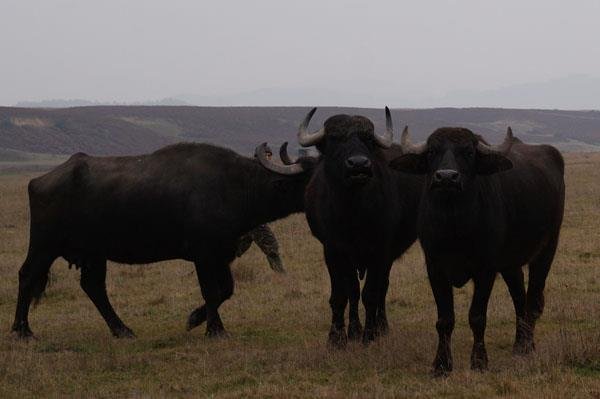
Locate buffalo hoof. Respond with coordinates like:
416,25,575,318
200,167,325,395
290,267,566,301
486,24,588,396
112,326,136,339
513,340,535,356
432,366,451,378
347,322,363,341
362,328,377,345
205,318,227,338
328,327,347,349
186,307,206,331
432,355,453,378
205,327,228,339
470,346,488,371
375,318,389,337
11,325,35,340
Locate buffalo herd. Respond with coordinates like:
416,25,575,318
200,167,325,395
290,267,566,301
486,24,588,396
11,108,565,375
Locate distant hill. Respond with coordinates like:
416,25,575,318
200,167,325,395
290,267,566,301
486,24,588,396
0,106,599,166
15,98,190,108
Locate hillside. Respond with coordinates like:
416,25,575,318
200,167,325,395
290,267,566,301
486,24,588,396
0,107,599,163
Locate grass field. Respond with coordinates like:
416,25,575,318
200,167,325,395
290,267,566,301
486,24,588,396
0,153,599,398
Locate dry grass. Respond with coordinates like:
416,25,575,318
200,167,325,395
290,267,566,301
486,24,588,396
0,153,599,398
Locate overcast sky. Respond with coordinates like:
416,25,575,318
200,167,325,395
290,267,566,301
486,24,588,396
2,0,600,107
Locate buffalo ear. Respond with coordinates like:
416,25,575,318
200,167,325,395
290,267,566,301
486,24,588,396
389,154,428,174
476,153,513,175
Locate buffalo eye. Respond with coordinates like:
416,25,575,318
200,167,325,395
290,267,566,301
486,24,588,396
462,147,475,159
364,136,376,149
427,148,437,160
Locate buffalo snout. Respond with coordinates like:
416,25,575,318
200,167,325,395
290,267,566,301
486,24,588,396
432,169,461,189
344,155,373,185
345,155,371,170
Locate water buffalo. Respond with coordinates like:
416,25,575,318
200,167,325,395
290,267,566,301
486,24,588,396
390,127,565,375
280,136,419,344
267,107,422,346
12,142,314,339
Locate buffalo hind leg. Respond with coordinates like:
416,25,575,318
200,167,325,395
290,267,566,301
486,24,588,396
469,271,496,371
428,264,455,377
80,259,134,338
525,235,559,352
187,264,234,334
347,271,362,341
12,249,56,339
501,268,530,354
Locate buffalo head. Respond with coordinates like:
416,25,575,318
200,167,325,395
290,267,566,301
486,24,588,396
390,127,514,193
297,107,393,187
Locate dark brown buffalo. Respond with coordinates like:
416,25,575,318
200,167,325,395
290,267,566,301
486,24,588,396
263,107,422,346
390,127,565,375
12,142,314,339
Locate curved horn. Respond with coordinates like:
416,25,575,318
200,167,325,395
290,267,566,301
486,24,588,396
400,125,427,154
256,143,305,175
298,107,325,147
373,106,393,148
477,126,514,154
279,142,295,165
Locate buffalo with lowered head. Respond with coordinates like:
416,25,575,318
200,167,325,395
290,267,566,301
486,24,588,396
12,142,315,339
390,127,565,375
265,107,422,347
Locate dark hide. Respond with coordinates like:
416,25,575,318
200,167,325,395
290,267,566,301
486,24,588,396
12,143,314,339
304,115,423,346
390,127,565,374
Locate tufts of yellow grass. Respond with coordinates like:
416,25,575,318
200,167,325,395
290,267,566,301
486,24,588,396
0,153,599,397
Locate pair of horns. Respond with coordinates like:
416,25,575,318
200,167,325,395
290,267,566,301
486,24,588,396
298,107,394,149
400,127,515,155
255,142,306,175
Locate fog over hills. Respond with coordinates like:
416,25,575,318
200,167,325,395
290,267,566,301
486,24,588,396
426,75,600,110
173,75,600,110
16,75,600,111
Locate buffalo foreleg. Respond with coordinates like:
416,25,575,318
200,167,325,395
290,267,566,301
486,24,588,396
361,266,385,344
428,263,455,377
187,264,234,333
194,261,233,337
186,306,207,331
468,271,496,371
347,271,363,341
80,259,134,338
375,264,392,336
324,248,349,348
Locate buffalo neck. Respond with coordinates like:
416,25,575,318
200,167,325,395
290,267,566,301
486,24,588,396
325,161,394,226
243,162,308,230
419,179,482,243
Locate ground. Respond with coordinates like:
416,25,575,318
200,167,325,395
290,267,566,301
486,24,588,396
0,153,599,398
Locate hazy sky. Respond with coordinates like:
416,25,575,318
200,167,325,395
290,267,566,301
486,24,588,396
2,0,600,107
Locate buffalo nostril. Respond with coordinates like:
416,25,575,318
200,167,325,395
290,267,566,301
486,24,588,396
346,156,371,169
434,169,460,184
